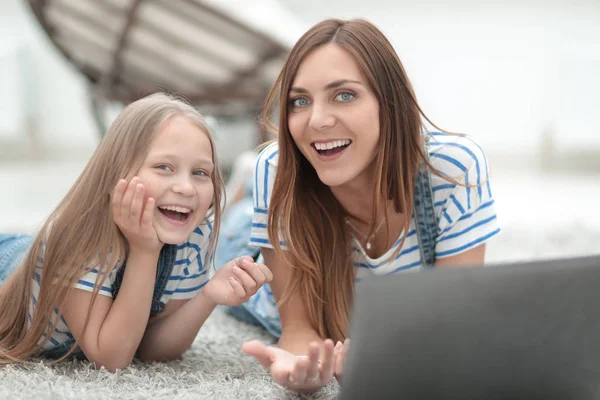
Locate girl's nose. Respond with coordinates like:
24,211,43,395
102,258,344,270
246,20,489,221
172,179,195,196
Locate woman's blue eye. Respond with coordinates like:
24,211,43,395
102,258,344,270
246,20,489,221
291,97,310,108
335,92,355,102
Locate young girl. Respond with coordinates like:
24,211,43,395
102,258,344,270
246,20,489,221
216,18,500,392
0,93,272,371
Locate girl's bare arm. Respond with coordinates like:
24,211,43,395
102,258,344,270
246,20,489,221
136,257,272,361
61,177,163,371
62,248,159,371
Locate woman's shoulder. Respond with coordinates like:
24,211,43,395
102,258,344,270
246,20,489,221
427,131,489,177
255,141,280,170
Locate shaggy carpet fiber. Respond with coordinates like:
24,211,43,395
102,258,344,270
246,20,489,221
0,307,340,400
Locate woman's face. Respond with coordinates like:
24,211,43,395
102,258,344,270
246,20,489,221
287,43,380,189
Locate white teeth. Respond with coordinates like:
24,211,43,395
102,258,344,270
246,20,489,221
314,139,351,151
159,205,191,213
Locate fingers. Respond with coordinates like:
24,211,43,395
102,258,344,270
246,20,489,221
319,339,335,382
304,342,321,382
141,197,155,230
256,262,274,282
230,257,273,298
334,340,343,358
334,339,351,382
334,340,343,379
120,178,138,221
113,177,147,225
109,177,162,251
241,340,275,369
232,260,258,293
229,276,247,298
235,257,273,286
289,340,334,388
129,182,145,224
289,354,310,385
111,179,128,221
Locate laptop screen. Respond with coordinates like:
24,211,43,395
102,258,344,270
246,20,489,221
340,256,600,400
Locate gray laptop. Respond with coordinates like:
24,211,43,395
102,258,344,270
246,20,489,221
340,256,600,400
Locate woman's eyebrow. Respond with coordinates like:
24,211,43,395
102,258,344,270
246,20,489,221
290,79,363,94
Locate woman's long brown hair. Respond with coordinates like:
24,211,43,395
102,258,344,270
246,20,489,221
262,19,452,342
0,93,224,363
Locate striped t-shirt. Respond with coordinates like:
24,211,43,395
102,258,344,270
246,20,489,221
245,132,500,326
30,222,214,351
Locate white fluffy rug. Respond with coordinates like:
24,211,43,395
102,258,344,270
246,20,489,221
0,307,340,400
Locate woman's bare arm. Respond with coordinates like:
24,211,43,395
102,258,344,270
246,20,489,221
435,244,486,268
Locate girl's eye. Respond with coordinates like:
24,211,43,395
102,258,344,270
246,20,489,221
157,165,173,172
289,97,310,108
193,170,209,177
335,91,355,102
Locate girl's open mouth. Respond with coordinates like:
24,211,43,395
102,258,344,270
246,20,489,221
158,205,193,224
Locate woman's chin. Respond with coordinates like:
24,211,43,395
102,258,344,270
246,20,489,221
316,170,353,188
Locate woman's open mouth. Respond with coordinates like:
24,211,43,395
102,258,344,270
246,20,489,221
312,139,352,157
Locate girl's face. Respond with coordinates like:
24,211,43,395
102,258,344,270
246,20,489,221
136,116,215,245
287,43,380,189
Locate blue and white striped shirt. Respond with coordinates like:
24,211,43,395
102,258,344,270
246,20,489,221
245,132,500,324
30,222,213,351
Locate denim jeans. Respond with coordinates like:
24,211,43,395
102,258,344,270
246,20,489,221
0,234,34,284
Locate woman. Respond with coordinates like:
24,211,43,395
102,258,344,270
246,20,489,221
218,18,500,393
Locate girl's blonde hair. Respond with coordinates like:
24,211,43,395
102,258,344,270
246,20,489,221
262,19,453,342
0,93,224,363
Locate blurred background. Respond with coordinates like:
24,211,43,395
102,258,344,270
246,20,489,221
1,0,599,264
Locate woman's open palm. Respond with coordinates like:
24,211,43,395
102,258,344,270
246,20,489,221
242,339,349,393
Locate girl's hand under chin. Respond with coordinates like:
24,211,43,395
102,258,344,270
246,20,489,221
111,177,163,253
202,256,273,307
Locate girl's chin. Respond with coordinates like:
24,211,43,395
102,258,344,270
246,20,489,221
156,229,193,245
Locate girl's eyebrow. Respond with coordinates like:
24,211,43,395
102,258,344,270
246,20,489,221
290,79,363,94
149,153,213,166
